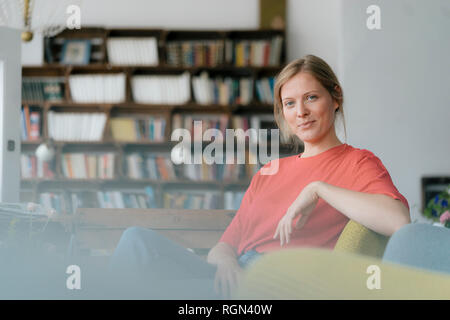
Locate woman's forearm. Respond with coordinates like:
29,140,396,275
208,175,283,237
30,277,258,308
313,181,411,236
207,242,239,266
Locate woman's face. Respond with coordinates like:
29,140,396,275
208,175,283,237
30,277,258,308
281,72,338,144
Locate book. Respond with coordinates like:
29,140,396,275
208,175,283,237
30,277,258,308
131,72,191,104
192,72,254,105
47,112,106,141
69,74,126,103
23,105,31,140
29,112,41,140
110,118,137,141
61,153,115,179
107,37,159,66
166,40,224,67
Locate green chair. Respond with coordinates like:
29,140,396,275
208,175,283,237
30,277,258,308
235,220,450,299
333,220,389,258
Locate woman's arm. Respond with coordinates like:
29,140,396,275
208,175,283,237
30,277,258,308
313,181,410,236
274,181,411,246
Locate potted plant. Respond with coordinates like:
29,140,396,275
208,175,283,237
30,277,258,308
423,185,450,228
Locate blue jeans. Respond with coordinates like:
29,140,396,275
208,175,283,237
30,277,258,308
107,226,263,299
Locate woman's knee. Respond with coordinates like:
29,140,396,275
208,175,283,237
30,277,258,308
119,226,159,246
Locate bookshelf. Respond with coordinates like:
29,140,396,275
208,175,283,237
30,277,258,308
21,27,301,213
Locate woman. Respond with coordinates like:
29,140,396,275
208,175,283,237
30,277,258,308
107,54,410,299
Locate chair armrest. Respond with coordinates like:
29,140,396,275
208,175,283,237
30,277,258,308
334,220,389,258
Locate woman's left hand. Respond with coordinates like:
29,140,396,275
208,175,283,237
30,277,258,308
273,181,321,246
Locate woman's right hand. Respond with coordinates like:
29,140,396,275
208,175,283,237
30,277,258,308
214,258,244,299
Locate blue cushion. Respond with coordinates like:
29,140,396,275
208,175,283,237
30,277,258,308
382,223,450,275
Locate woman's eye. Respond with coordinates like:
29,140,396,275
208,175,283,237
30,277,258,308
284,101,294,107
306,95,317,101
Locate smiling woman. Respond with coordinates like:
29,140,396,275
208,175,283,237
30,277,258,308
274,55,346,157
217,54,410,259
108,54,411,300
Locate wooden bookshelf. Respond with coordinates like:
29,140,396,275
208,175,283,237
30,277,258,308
21,27,301,213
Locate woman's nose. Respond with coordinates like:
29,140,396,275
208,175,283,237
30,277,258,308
296,102,309,117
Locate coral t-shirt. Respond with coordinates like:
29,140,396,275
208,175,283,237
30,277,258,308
219,143,409,256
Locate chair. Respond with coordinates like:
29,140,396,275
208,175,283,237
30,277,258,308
235,222,450,299
333,219,389,258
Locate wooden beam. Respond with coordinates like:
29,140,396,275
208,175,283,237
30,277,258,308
75,208,235,230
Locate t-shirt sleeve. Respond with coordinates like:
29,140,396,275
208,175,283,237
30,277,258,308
352,150,409,211
218,167,261,250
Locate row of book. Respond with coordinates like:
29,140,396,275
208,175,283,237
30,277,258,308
66,73,273,105
125,153,177,181
192,72,253,105
110,116,167,142
182,162,259,182
45,35,283,68
61,153,115,179
96,187,157,209
21,106,41,141
47,111,107,141
224,190,245,210
255,77,275,104
20,154,55,179
22,77,65,102
20,150,260,182
29,110,275,143
225,36,283,67
40,192,66,213
124,152,259,181
172,113,230,141
107,38,159,66
37,187,245,212
172,113,277,141
39,186,157,213
69,74,126,103
131,72,191,104
231,114,279,142
163,190,221,210
166,41,225,67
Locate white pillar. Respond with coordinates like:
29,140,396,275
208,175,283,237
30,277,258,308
0,27,21,202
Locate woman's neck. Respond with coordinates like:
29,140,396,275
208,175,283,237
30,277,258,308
301,134,343,158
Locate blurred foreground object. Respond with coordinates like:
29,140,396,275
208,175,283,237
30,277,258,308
236,224,450,299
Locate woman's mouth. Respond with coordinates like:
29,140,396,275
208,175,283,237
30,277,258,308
298,121,315,129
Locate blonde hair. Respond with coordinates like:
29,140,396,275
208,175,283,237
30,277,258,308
273,55,347,150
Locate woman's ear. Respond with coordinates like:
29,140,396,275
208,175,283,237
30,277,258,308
333,99,339,112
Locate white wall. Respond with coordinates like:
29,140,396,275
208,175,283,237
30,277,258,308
339,0,450,222
286,0,340,74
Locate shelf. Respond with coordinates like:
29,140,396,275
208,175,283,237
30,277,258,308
20,139,299,152
20,27,288,209
21,101,274,112
21,140,43,145
20,177,251,188
26,64,284,73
